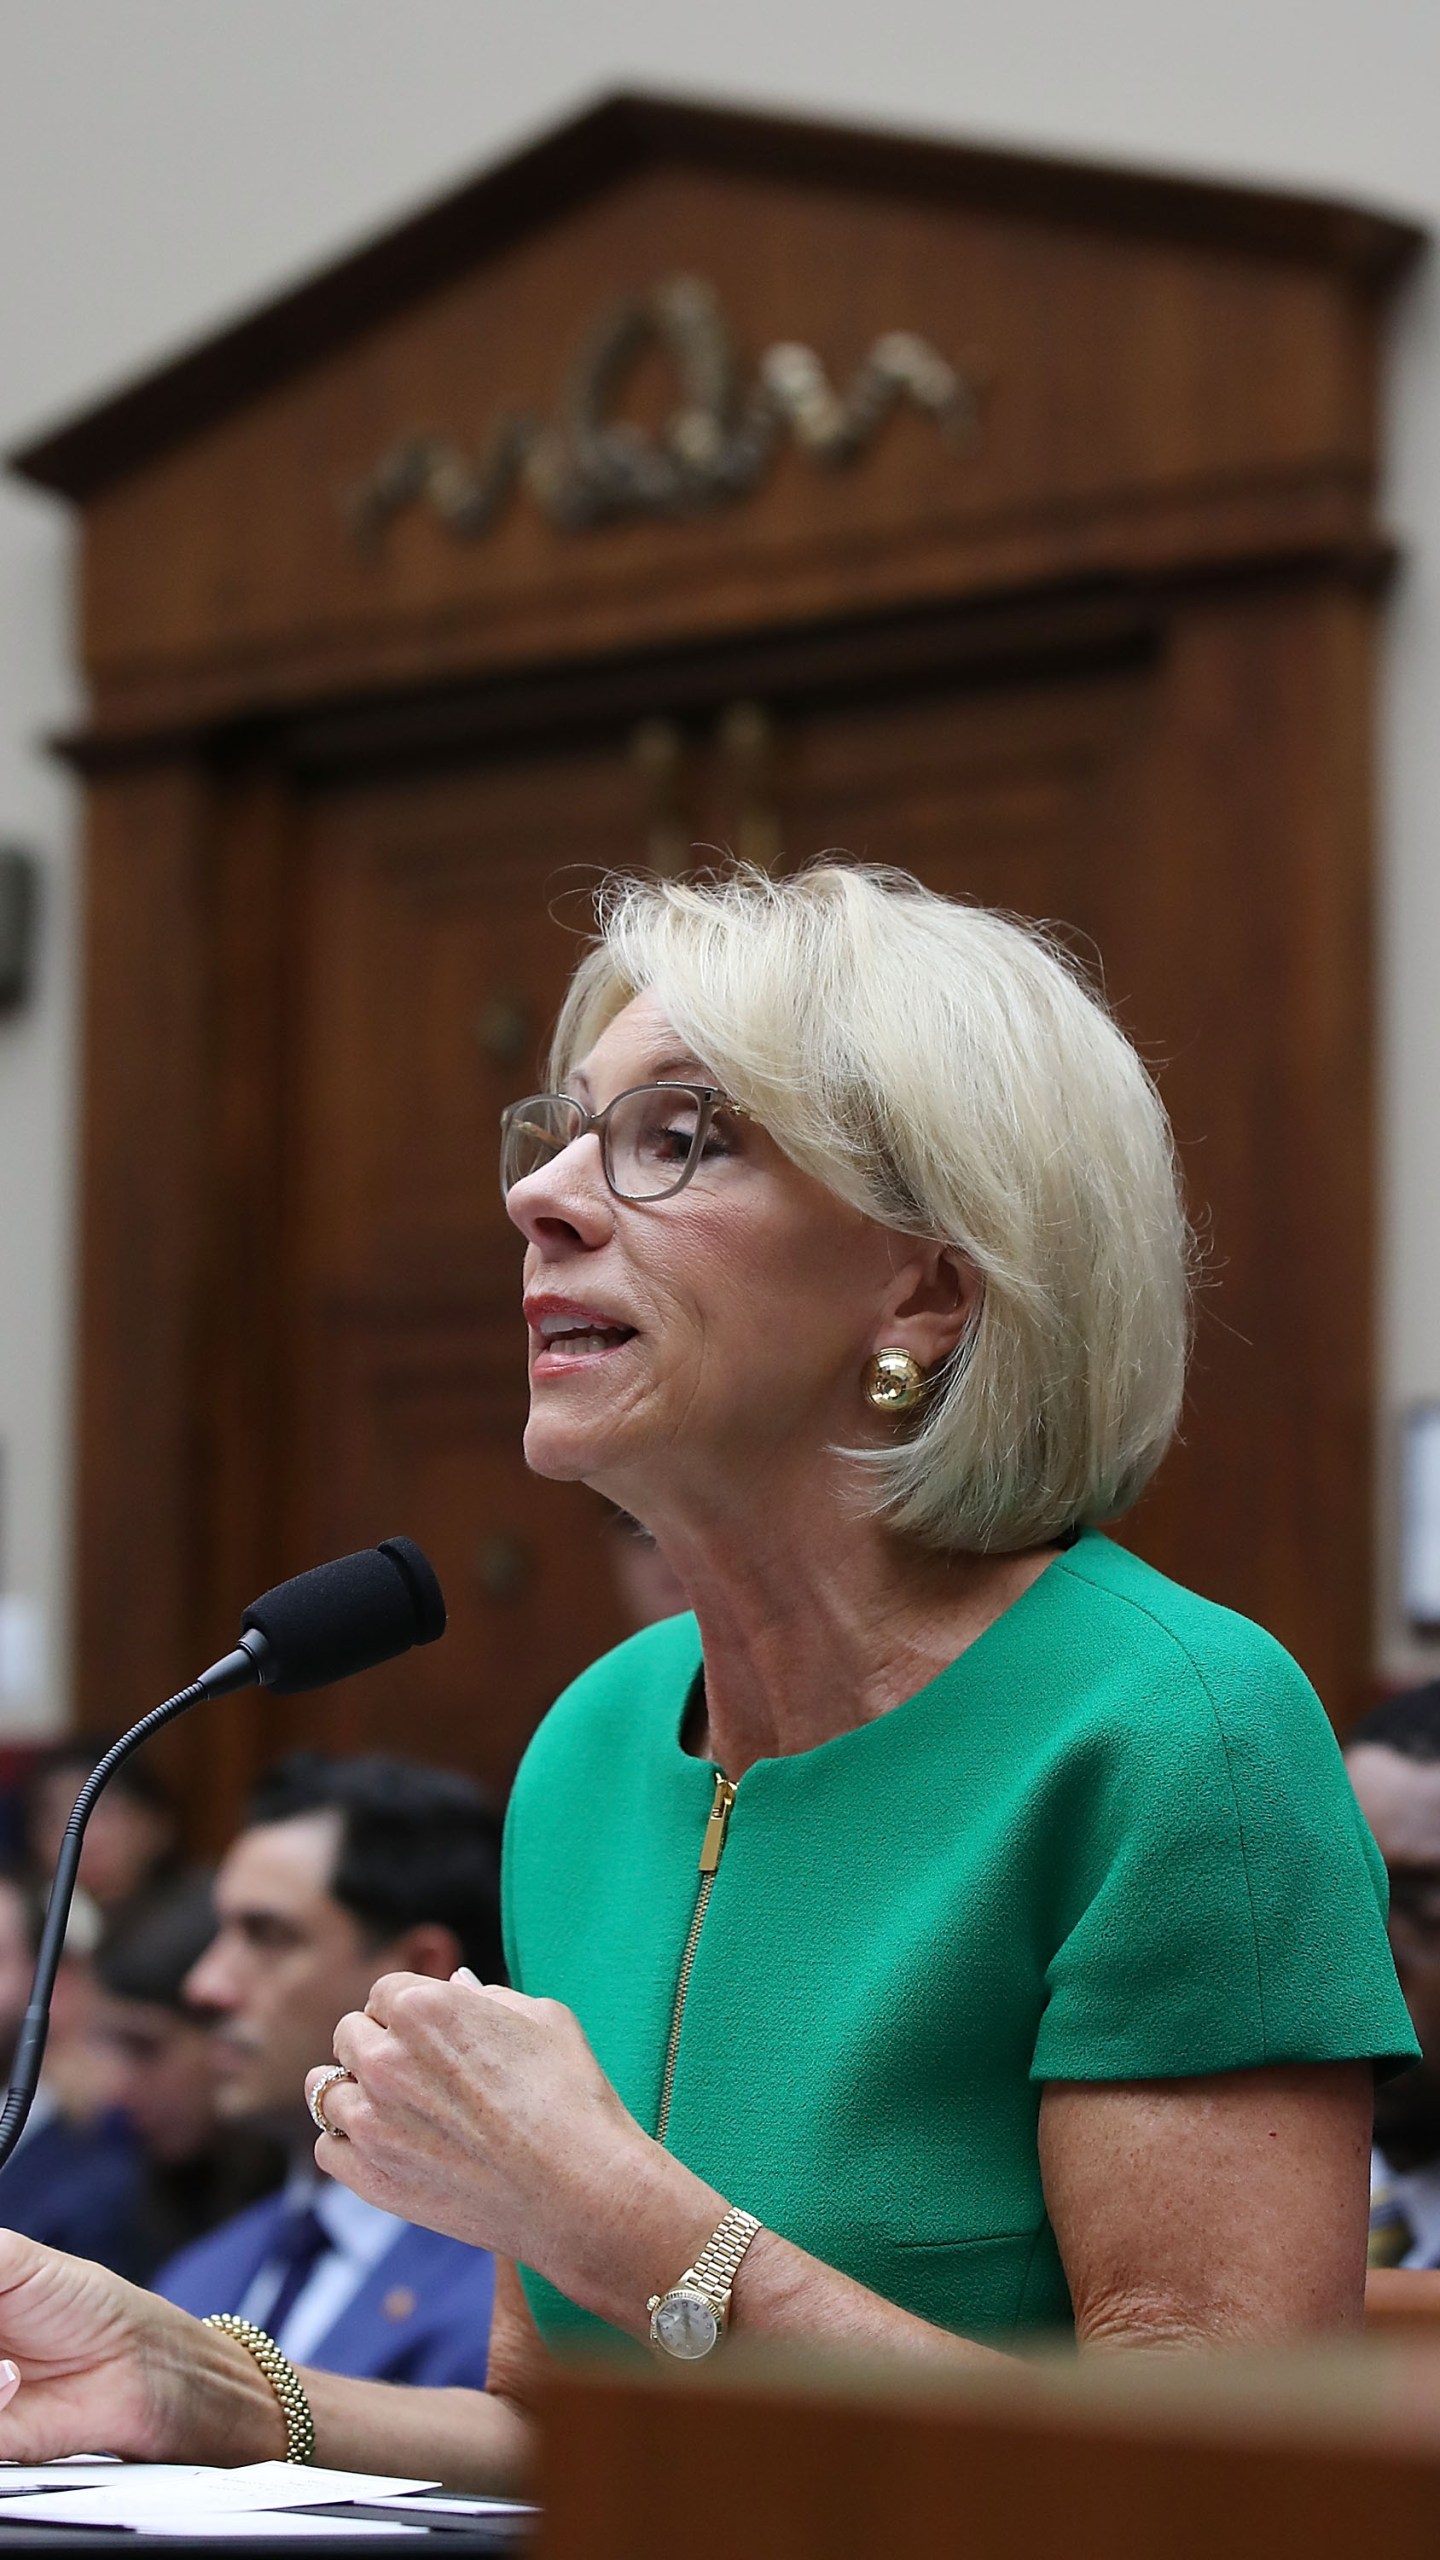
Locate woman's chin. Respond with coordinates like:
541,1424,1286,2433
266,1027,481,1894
523,1412,630,1485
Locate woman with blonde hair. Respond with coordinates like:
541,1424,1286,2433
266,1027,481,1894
0,864,1414,2483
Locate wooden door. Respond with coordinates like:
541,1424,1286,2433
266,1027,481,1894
269,743,643,1795
261,574,1368,1800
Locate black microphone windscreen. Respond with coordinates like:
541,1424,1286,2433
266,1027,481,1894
374,1536,446,1646
240,1539,447,1694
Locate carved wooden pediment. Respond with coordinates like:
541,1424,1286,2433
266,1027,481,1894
8,93,1424,1816
7,92,1420,740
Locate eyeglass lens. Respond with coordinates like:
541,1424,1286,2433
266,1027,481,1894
500,1096,585,1193
606,1086,711,1198
501,1086,714,1202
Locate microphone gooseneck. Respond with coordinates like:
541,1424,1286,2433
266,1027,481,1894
0,1537,446,2173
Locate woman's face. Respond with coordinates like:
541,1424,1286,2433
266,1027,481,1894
506,992,917,1517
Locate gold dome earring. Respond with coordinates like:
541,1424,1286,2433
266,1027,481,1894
862,1349,925,1415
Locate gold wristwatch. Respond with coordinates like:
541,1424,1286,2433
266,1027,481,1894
647,2207,761,2360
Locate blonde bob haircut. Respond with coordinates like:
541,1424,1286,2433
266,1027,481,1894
549,864,1192,1554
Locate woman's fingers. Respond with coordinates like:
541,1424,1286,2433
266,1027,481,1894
296,1971,650,2282
0,2361,18,2411
309,1989,458,2170
304,2059,347,2112
360,1969,522,2031
304,2060,362,2146
358,1970,426,2029
332,2005,405,2090
460,1983,539,2017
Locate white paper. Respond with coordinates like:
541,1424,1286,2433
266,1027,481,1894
198,2464,442,2505
0,2452,121,2468
138,2521,423,2540
365,2493,538,2518
0,2455,128,2490
0,2459,441,2528
0,2463,222,2509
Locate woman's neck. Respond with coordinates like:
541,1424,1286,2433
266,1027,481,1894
640,1476,1060,1778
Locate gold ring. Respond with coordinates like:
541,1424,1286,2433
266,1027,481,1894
307,2062,356,2139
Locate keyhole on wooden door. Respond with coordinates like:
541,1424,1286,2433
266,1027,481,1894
473,992,534,1070
475,1533,532,1603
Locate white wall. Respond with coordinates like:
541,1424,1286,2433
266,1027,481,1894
2,0,1438,1724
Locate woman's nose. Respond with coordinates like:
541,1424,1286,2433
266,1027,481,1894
505,1133,614,1250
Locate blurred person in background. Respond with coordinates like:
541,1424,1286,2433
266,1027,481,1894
1346,1686,1440,2266
25,1739,178,1928
153,1753,503,2387
0,1861,144,2274
91,1873,284,2278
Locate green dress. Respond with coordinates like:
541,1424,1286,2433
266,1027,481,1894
502,1530,1415,2348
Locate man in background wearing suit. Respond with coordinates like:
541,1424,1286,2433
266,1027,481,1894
0,1862,143,2276
154,1752,502,2387
1346,1687,1440,2267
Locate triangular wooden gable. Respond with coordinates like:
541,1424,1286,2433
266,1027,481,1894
9,90,1421,743
5,93,1425,1819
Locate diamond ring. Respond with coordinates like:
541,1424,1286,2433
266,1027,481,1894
307,2062,356,2139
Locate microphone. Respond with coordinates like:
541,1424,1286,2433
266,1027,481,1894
0,1537,445,2172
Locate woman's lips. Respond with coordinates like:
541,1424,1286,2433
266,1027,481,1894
530,1320,637,1376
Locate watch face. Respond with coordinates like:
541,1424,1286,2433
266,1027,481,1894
650,2287,721,2360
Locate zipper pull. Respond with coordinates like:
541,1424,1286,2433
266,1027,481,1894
698,1774,736,1875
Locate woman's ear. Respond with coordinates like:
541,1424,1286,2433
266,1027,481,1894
875,1245,981,1373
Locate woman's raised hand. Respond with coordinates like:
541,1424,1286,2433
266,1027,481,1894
309,1973,724,2334
0,2231,284,2465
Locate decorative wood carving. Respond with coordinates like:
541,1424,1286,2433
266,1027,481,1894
348,274,982,548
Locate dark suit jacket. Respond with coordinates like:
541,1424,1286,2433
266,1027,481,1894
0,2107,146,2278
155,2192,495,2387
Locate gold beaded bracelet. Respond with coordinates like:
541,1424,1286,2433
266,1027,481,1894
202,2313,316,2465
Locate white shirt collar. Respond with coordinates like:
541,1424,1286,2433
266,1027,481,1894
281,2162,406,2274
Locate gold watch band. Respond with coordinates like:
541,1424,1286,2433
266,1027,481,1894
684,2205,762,2304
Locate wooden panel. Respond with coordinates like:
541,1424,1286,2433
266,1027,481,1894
13,92,1418,505
73,763,218,1722
260,1313,627,1793
72,760,315,1847
536,2348,1440,2560
76,158,1386,732
1368,2271,1440,2330
268,747,650,1793
282,761,637,1297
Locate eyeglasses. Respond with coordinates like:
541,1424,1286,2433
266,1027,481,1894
499,1082,743,1204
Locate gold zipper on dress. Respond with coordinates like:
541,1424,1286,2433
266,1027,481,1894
655,1771,735,2147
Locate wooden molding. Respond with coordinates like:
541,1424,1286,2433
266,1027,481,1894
7,89,1424,506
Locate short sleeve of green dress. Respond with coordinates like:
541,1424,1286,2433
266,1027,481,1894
502,1532,1415,2352
1028,1537,1406,2081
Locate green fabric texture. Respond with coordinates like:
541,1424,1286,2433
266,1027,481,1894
502,1531,1415,2350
